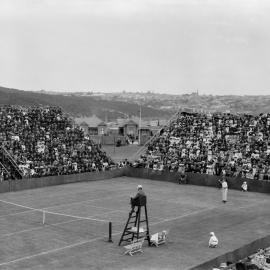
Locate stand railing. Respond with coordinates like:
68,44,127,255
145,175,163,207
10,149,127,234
0,146,23,179
131,109,181,161
0,161,9,173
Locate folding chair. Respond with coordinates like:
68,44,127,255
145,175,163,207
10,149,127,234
150,230,168,247
123,237,145,256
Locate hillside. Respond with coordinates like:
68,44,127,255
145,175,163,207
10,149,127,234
98,92,270,115
0,86,171,121
1,86,270,119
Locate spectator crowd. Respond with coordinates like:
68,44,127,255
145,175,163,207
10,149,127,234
212,247,270,270
1,107,270,182
137,112,270,181
0,105,115,180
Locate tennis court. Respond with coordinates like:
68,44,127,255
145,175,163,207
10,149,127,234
0,176,269,270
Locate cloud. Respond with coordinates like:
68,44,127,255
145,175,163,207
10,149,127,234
0,0,204,18
1,0,270,94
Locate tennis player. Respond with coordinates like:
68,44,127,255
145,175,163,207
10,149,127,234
221,177,228,203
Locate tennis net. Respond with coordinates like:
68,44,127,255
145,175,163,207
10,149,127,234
0,199,114,239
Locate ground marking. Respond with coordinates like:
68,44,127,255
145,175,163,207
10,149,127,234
0,192,128,219
152,198,270,224
0,231,122,267
151,206,217,225
0,193,165,238
1,218,79,238
0,209,37,219
0,209,121,238
0,195,269,266
0,199,37,211
43,193,128,210
0,206,217,266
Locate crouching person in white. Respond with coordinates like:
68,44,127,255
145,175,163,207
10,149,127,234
209,232,218,248
241,181,248,192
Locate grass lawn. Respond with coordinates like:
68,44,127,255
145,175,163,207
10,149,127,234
0,176,269,269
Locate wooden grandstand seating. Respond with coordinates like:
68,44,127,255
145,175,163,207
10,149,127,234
123,238,145,256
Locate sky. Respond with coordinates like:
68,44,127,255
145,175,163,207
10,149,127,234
0,0,269,95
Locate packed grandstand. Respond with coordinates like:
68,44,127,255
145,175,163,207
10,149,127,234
1,106,270,182
0,105,115,180
137,111,270,181
212,247,270,270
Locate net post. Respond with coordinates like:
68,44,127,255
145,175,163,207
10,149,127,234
108,222,113,243
42,210,45,225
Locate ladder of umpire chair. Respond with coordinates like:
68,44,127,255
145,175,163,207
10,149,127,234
118,198,150,246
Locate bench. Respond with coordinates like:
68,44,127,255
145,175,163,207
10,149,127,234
123,238,145,256
150,231,168,247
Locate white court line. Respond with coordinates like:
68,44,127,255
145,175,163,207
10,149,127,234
0,192,163,221
0,231,123,267
80,204,127,213
1,209,122,238
84,203,165,221
0,193,128,220
151,198,270,225
0,199,267,267
43,193,128,210
0,193,127,212
0,209,37,219
0,207,217,267
0,198,110,224
44,195,166,222
0,195,154,219
0,196,162,238
42,209,108,222
0,181,150,218
0,199,37,211
0,207,215,267
1,196,268,266
1,218,78,238
150,206,217,225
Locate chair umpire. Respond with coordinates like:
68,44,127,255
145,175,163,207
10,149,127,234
130,185,146,209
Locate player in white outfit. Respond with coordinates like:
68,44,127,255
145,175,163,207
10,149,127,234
221,178,228,203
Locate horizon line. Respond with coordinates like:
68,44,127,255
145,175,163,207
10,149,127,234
1,85,270,97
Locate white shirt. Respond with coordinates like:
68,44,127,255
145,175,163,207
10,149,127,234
209,235,218,247
241,183,248,191
222,181,228,189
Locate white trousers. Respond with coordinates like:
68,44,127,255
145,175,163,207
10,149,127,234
222,188,228,201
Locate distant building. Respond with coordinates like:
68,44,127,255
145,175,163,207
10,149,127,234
86,117,165,145
151,126,162,136
107,127,119,135
97,122,108,135
88,126,98,135
150,120,159,127
122,119,138,137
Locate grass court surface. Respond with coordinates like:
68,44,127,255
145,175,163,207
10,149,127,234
0,176,269,270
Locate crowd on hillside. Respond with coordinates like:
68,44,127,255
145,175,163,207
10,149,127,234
138,112,270,181
0,105,114,180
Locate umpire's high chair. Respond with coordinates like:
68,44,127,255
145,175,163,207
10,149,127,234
118,195,150,246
